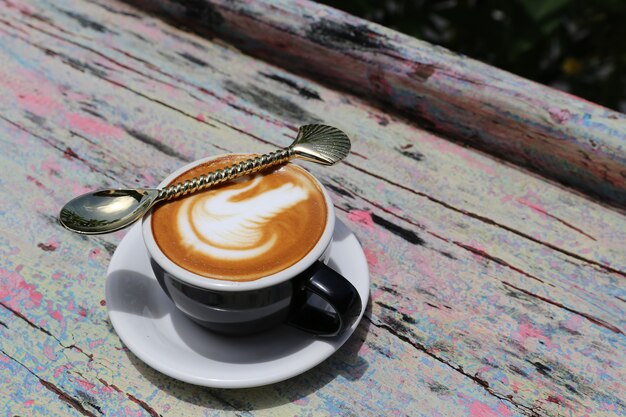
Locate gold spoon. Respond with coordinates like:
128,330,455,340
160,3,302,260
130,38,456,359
59,124,350,234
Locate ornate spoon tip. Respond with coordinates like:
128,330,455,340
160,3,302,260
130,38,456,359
291,124,351,166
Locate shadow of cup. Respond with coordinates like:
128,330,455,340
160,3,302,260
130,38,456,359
118,296,372,410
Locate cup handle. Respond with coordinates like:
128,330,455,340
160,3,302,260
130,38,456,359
287,261,362,337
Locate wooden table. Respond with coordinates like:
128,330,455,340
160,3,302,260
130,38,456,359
1,1,624,416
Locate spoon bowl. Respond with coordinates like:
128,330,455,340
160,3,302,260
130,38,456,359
59,189,160,234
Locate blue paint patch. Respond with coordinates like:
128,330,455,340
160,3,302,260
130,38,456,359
420,357,433,368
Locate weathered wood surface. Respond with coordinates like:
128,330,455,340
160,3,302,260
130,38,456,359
130,0,626,207
0,0,624,416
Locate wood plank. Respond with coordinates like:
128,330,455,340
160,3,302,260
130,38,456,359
130,0,626,207
0,0,623,416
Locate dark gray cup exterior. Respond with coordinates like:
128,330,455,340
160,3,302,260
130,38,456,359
150,258,293,335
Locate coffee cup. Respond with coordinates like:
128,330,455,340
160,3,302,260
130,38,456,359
142,154,362,337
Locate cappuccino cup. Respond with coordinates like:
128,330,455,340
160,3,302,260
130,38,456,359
142,154,361,336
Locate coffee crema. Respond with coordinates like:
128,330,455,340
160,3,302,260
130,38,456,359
151,155,328,281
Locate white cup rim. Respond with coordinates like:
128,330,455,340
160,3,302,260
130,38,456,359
142,154,335,292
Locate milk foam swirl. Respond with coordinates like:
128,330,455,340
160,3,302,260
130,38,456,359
177,175,310,260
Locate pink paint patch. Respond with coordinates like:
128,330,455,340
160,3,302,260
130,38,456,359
101,386,114,394
548,108,572,124
89,248,101,259
500,194,514,203
562,315,583,333
511,381,520,394
397,306,415,317
477,365,491,374
123,406,144,417
40,155,63,176
89,339,105,349
514,322,556,349
469,401,499,417
364,248,379,267
47,302,64,324
196,113,206,122
0,267,43,310
66,113,124,138
517,198,548,218
135,23,167,42
24,400,34,407
43,344,56,360
54,364,73,378
71,182,92,196
140,172,156,185
17,94,62,117
5,0,36,15
497,403,512,416
76,378,96,392
601,403,617,411
347,210,375,231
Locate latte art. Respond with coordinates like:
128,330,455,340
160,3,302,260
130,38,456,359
151,155,328,281
178,176,309,260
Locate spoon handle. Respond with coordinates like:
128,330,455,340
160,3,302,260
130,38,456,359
157,124,351,201
158,148,293,200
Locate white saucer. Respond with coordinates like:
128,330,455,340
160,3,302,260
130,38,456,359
105,220,369,388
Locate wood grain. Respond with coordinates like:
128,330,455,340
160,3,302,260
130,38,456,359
129,0,626,207
0,0,624,416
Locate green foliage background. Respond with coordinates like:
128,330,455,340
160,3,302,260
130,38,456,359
317,0,626,112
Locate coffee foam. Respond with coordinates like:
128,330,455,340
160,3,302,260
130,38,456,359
178,176,310,260
151,155,327,281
